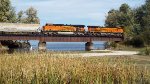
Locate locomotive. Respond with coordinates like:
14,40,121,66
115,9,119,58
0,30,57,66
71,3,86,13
0,23,124,37
87,26,123,36
42,23,85,35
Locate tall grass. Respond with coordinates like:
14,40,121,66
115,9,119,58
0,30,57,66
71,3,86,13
0,52,150,84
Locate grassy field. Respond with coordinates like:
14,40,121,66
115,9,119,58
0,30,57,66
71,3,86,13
0,52,150,84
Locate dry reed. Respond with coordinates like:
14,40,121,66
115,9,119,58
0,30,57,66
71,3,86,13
0,52,150,84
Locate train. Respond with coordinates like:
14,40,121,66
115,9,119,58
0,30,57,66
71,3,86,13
0,23,124,37
42,23,124,36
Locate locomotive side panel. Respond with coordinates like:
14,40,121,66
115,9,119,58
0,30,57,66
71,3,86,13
87,26,124,36
88,26,123,33
88,27,109,33
116,28,124,33
43,25,76,32
42,24,85,35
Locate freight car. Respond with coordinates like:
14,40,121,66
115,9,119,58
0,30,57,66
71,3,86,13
0,23,40,35
42,23,85,35
87,26,124,36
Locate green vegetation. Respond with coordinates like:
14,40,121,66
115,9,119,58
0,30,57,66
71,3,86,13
0,52,150,84
0,0,40,23
105,0,150,47
139,47,150,56
0,0,16,22
17,7,40,24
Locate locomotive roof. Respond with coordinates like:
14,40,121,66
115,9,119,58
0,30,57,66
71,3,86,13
46,24,64,26
87,26,122,28
87,26,102,28
46,23,85,27
69,25,85,27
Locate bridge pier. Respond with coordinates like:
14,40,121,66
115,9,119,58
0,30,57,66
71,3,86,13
85,42,93,51
38,41,46,51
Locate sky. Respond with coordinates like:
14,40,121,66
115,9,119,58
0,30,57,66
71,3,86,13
11,0,145,26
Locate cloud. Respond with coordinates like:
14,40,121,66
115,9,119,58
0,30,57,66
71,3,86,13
11,0,145,26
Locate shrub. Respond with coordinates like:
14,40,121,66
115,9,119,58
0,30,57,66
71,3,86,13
141,30,150,46
131,36,144,48
109,42,117,49
139,47,150,56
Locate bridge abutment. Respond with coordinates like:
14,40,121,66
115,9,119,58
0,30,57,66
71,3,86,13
38,41,46,51
85,42,93,51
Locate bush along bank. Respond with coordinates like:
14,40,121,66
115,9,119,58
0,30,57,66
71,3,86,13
0,40,31,53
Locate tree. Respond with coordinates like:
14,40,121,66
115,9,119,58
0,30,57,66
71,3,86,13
142,0,150,31
119,3,131,14
0,0,16,22
132,0,150,46
25,7,40,24
142,30,150,45
16,8,40,24
119,4,135,37
105,9,119,27
17,10,24,23
105,1,150,46
105,3,134,38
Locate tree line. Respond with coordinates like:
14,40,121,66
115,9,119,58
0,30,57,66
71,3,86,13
105,0,150,47
0,0,40,24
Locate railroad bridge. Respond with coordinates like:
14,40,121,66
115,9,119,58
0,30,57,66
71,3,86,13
0,35,124,51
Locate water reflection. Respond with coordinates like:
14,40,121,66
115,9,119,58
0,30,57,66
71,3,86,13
30,41,105,51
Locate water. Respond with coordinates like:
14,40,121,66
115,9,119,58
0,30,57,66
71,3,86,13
30,41,105,51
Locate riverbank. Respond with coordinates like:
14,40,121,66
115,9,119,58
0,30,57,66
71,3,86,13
33,50,139,57
0,44,9,53
81,50,138,57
